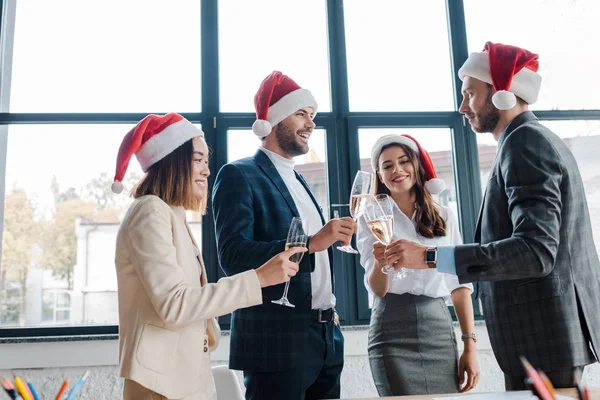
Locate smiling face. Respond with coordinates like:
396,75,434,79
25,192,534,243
459,75,500,134
191,136,210,201
272,107,316,158
377,144,418,197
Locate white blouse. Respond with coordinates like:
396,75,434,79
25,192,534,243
357,202,473,301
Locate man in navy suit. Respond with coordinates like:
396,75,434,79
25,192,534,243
212,71,356,400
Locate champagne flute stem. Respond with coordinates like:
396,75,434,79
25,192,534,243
282,280,291,298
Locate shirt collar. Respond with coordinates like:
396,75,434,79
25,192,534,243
260,146,295,172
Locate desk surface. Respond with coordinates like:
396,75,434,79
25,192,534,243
349,387,599,399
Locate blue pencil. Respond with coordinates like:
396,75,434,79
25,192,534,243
27,382,40,400
65,371,89,400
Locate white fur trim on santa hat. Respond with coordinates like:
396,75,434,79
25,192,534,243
370,135,419,172
135,119,204,172
458,51,542,107
255,88,318,137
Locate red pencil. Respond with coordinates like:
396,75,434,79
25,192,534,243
55,380,68,400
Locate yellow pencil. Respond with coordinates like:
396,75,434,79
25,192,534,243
12,374,32,400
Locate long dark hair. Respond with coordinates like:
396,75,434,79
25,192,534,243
373,143,446,238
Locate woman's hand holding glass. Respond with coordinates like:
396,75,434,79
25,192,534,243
365,194,407,280
372,242,387,267
255,245,305,288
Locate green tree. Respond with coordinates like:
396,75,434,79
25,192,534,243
41,172,140,287
41,199,96,288
50,175,80,204
83,171,141,212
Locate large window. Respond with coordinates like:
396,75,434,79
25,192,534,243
1,125,140,327
344,1,454,111
218,0,331,112
1,0,598,335
9,0,201,112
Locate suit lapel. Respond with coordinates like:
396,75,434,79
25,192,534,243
474,194,484,242
475,144,502,241
254,150,300,217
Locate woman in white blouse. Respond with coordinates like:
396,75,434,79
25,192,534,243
357,134,480,396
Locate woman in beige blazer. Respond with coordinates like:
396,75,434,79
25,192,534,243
111,113,305,400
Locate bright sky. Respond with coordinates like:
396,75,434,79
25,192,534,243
4,0,600,214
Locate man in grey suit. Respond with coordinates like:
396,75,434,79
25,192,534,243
384,41,600,390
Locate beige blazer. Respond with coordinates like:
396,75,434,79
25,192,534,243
115,195,262,399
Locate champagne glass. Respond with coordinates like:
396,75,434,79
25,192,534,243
365,194,407,280
272,217,308,308
337,171,373,254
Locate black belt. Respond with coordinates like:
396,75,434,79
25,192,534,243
311,308,334,323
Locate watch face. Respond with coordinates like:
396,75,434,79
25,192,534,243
426,250,436,263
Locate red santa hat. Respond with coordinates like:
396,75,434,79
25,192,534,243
370,134,445,195
252,71,318,138
458,41,542,110
111,113,204,194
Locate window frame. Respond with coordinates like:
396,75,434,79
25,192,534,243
1,0,599,338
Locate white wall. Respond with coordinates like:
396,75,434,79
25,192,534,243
1,325,598,399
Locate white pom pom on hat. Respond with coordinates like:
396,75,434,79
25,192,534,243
491,90,517,110
252,119,273,138
424,178,446,195
111,181,124,194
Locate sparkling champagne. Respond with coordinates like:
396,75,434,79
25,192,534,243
350,194,370,218
286,242,306,263
367,216,394,245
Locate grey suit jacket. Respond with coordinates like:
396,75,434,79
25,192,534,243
455,111,600,375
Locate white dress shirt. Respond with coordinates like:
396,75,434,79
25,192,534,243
260,147,335,310
357,202,473,301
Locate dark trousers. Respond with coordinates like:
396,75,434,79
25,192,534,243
243,321,344,400
504,366,584,391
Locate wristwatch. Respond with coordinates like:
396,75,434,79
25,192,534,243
425,247,437,268
461,333,477,343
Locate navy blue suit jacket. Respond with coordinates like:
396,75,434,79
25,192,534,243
212,149,335,372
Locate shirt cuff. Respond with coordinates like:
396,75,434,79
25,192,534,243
436,246,457,275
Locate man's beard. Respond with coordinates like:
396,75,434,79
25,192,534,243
472,91,500,133
275,123,309,157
